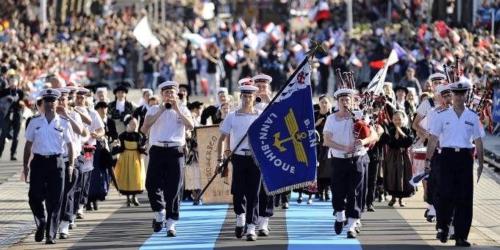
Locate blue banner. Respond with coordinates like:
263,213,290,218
494,88,500,123
248,62,317,195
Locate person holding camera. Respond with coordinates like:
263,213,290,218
141,81,194,237
0,70,24,160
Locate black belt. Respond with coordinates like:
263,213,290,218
441,147,473,153
34,153,61,159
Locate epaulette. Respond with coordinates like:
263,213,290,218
60,116,69,121
436,107,448,114
32,114,41,118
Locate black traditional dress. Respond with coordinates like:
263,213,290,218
382,125,415,198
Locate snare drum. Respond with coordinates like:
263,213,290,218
411,147,427,175
412,147,427,160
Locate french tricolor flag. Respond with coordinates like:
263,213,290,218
315,1,330,22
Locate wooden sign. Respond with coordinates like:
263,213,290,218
195,125,232,204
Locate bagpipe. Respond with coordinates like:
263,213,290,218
446,56,495,132
335,69,372,141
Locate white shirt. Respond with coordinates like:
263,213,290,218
429,108,485,148
116,100,125,113
147,105,192,145
219,111,259,155
25,114,73,155
416,98,434,117
323,113,367,157
63,110,84,158
77,107,104,145
254,102,269,112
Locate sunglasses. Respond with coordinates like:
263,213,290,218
43,97,57,102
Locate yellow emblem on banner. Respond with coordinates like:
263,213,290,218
272,109,308,165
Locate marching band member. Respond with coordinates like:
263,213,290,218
73,88,105,219
425,79,485,247
56,88,85,239
421,82,453,230
23,89,74,244
252,73,274,237
217,80,261,241
142,81,194,237
412,72,446,221
323,73,372,238
315,95,333,202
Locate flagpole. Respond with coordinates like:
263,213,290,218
195,43,322,203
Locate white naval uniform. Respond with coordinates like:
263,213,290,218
219,111,260,155
25,114,73,240
26,114,73,155
145,105,192,223
219,110,262,227
147,105,191,146
323,113,369,235
428,107,485,240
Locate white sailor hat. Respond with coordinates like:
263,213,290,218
96,87,107,93
217,87,228,95
65,86,79,93
76,87,90,95
429,72,446,82
141,88,153,95
435,83,452,94
57,87,70,94
252,74,272,84
39,88,61,100
239,84,259,94
333,88,357,98
238,77,253,86
158,81,178,91
450,79,472,92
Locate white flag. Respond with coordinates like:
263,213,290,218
366,50,399,94
133,17,160,48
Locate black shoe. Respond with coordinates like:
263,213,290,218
355,226,361,234
76,213,84,219
426,215,435,223
246,233,257,241
388,198,396,207
424,209,429,218
10,156,17,161
455,238,471,247
437,230,448,243
235,226,244,239
45,237,56,244
449,234,455,240
282,202,289,209
347,230,357,238
152,220,163,233
132,197,140,206
258,229,270,236
334,221,344,235
297,197,303,204
167,230,176,237
325,195,330,201
69,222,76,230
34,221,46,242
85,203,93,211
59,233,68,239
367,204,375,212
92,201,98,210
